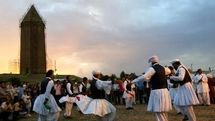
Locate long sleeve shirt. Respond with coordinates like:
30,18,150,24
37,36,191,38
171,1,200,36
93,77,112,95
193,74,209,93
170,65,186,82
44,79,54,98
132,66,171,83
66,83,73,95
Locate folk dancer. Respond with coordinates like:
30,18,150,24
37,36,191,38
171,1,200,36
78,77,88,95
132,56,172,121
60,76,74,118
33,70,61,121
170,59,199,121
124,83,135,110
167,66,181,114
193,69,210,106
75,71,116,121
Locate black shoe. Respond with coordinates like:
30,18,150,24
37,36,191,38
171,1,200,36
126,107,134,110
182,115,188,121
177,112,182,115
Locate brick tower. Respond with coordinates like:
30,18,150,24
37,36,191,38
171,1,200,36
20,5,46,74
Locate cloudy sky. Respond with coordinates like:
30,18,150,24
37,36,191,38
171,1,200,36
0,0,215,77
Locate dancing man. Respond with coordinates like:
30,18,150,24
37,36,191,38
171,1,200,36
33,70,61,121
193,68,210,106
170,59,199,121
132,55,172,121
75,71,116,121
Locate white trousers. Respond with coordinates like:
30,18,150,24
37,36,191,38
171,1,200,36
178,106,196,121
38,112,60,121
64,102,73,117
173,104,181,113
197,92,210,105
155,112,168,121
125,97,133,108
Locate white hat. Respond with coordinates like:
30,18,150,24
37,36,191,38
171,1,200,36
207,74,213,78
148,55,159,63
92,70,101,75
170,59,180,64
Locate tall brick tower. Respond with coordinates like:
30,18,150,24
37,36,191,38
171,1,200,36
20,5,46,74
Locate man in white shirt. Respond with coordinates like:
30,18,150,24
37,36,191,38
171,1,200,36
75,71,116,121
132,56,172,121
170,59,199,121
193,69,210,106
64,76,74,118
78,77,88,95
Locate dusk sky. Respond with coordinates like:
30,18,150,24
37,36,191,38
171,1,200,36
0,0,215,77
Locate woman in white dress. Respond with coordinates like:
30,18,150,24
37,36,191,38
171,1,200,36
33,70,61,121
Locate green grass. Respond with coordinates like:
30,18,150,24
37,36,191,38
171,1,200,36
19,104,215,121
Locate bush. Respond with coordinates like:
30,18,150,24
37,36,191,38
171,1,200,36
7,77,21,86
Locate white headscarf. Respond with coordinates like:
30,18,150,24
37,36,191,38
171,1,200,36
148,55,159,63
170,59,192,76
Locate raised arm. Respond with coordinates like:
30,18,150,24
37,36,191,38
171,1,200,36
132,67,155,83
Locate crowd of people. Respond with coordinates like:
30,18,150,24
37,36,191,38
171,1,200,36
0,56,215,121
0,81,40,121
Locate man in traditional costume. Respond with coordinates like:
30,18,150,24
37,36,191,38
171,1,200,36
170,59,199,121
193,69,210,106
78,77,88,95
132,56,172,121
33,70,61,121
167,66,181,114
75,71,116,121
62,76,74,118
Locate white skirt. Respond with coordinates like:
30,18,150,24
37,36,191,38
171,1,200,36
33,94,61,115
75,95,116,117
169,88,178,101
59,95,76,103
147,88,172,112
174,82,199,106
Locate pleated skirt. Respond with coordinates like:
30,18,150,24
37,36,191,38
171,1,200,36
169,88,178,101
174,82,199,106
75,95,116,117
33,94,61,115
147,88,172,112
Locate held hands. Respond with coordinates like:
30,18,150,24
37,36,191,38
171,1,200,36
198,79,202,84
43,98,51,110
43,98,49,104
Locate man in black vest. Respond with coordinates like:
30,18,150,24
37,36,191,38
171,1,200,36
63,75,74,118
170,59,199,121
89,71,116,121
132,56,172,121
78,77,88,95
33,70,61,121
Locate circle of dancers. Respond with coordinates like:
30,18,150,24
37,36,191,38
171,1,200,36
1,55,214,121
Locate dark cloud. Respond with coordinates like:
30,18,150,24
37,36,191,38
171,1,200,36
0,0,214,75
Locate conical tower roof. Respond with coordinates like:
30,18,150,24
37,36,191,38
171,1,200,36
21,5,44,23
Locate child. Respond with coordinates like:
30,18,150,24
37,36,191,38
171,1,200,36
125,83,135,110
1,95,13,121
13,100,22,120
22,91,31,117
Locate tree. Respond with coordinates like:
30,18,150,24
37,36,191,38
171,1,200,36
7,77,21,86
120,71,126,79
